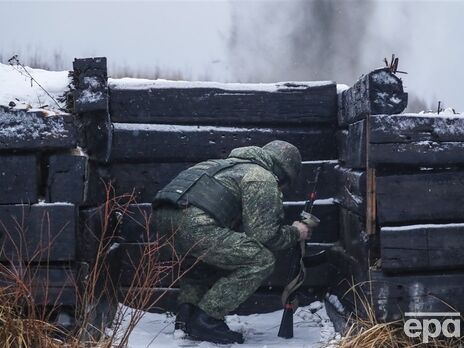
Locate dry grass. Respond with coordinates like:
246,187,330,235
0,183,191,347
334,280,464,348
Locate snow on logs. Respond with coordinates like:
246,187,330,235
343,114,464,168
381,223,464,272
337,68,408,127
0,106,77,151
108,79,338,125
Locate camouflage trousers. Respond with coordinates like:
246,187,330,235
153,205,275,319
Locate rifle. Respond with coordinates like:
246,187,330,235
278,167,323,339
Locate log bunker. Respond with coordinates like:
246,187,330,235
1,57,463,333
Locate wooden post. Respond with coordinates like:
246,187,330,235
365,115,376,235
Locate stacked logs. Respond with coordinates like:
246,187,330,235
335,68,464,322
73,57,342,313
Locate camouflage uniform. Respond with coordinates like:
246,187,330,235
153,146,300,320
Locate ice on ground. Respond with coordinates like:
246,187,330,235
118,303,339,348
0,62,70,112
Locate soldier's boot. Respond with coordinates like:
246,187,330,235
187,308,244,344
175,303,196,332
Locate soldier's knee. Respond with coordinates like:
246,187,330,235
256,248,275,277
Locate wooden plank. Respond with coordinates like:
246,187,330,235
46,154,88,204
108,81,337,125
0,204,77,262
335,167,365,216
85,162,193,205
376,171,464,224
110,123,337,163
72,58,112,162
0,106,77,151
370,114,464,143
366,270,464,321
337,130,348,164
72,57,108,113
338,68,408,127
368,114,464,166
343,120,366,169
78,205,122,262
0,155,38,204
366,114,377,235
381,223,464,272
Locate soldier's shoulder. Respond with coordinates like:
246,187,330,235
241,164,277,183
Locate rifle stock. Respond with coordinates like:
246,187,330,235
277,305,294,338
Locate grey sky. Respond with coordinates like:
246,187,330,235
1,0,463,111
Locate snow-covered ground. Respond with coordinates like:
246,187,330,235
117,302,339,348
0,62,70,111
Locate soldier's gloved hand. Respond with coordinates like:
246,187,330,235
292,221,312,241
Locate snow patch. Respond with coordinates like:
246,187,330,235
371,70,399,85
0,63,70,112
114,123,275,133
118,303,338,347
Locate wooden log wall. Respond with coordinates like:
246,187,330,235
70,58,341,313
334,67,464,322
0,106,80,321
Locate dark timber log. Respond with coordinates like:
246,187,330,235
46,154,88,204
335,167,366,216
0,107,77,151
381,223,464,272
366,270,464,321
72,58,112,162
110,123,337,162
346,114,464,167
0,204,77,262
0,155,38,204
72,57,108,113
369,114,464,166
337,130,348,164
85,162,193,205
338,68,408,127
0,266,76,306
108,81,337,125
376,171,464,224
342,120,366,169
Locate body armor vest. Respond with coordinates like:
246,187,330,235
153,158,253,228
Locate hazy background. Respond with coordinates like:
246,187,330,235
1,0,463,111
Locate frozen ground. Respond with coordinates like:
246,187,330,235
117,302,339,348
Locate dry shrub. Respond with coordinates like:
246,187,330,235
0,183,192,347
335,280,464,348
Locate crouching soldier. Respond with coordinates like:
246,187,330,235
153,140,311,344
